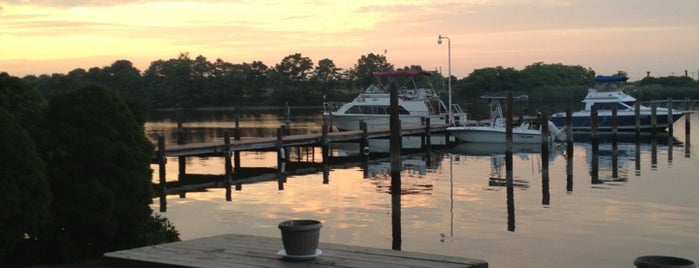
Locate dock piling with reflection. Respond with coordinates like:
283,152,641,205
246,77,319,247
152,118,449,209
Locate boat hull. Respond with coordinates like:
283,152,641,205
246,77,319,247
330,114,447,131
550,110,684,132
447,126,543,144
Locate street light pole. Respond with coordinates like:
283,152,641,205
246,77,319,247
438,34,452,124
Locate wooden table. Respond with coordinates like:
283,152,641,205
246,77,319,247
103,234,488,267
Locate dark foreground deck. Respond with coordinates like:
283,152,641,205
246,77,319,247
103,234,487,268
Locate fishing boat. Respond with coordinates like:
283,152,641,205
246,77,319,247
323,70,468,131
549,75,685,132
447,95,565,144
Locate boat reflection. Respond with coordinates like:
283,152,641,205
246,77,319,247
572,132,683,188
448,142,562,189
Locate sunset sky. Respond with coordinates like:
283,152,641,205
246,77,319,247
1,0,698,80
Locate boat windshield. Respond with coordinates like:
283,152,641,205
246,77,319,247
346,105,410,115
592,102,633,110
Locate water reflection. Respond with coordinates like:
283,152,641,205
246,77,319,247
571,132,683,187
146,108,698,268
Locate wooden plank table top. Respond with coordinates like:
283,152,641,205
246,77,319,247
103,234,487,268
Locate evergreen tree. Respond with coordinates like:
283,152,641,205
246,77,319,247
0,107,51,264
40,84,162,259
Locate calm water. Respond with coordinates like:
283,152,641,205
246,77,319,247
146,108,699,268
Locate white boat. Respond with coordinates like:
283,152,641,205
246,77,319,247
447,96,564,144
323,70,468,131
550,75,686,132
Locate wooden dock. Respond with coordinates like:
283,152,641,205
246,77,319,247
158,124,450,157
153,121,452,212
103,234,487,268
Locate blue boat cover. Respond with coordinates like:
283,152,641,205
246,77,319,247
594,75,628,83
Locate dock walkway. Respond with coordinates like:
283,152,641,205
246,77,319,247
159,124,450,157
103,234,487,268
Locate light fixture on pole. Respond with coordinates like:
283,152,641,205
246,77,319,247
438,34,452,124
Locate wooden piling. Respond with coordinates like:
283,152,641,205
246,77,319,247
158,136,167,212
506,93,515,231
424,117,431,149
635,142,641,176
388,78,402,251
686,111,691,137
651,137,658,170
566,139,574,192
591,105,599,139
321,123,329,163
591,105,599,184
667,98,674,135
276,128,286,183
224,131,232,201
360,120,369,157
635,101,641,140
177,126,186,199
540,112,549,151
505,93,513,154
685,112,691,158
566,108,573,142
668,131,674,165
612,107,618,179
651,102,658,137
611,106,618,138
591,132,599,185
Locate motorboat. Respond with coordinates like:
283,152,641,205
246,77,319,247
549,75,685,132
447,95,565,144
323,70,468,131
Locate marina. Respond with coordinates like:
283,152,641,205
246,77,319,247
144,107,698,268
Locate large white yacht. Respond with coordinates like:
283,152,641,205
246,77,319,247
323,70,467,131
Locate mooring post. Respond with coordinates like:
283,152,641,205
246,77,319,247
541,112,549,151
686,109,691,136
224,131,232,201
566,138,574,192
424,117,431,149
612,107,619,179
177,124,186,199
635,101,641,140
685,112,691,158
651,102,658,137
591,131,600,185
420,117,426,147
321,123,329,163
360,120,369,157
388,77,402,251
667,98,674,135
591,105,599,140
635,141,641,176
158,136,167,212
506,93,513,155
612,106,618,138
566,108,573,142
506,94,515,232
540,111,550,207
276,128,287,183
651,134,658,170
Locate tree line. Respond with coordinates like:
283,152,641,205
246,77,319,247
18,53,699,113
1,73,179,266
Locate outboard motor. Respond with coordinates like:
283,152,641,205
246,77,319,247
548,121,567,142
